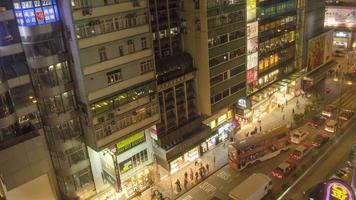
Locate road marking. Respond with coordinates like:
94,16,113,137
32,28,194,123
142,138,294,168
217,171,231,181
181,195,193,200
199,181,216,193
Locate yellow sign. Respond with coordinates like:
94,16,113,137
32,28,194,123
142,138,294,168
116,131,145,154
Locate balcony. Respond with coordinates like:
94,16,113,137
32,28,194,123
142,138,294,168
96,103,160,148
72,0,148,21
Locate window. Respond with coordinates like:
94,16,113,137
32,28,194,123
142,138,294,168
214,93,222,102
127,40,135,53
210,74,223,85
222,89,230,98
118,46,124,56
230,64,245,77
230,82,245,94
209,53,228,67
106,69,122,85
141,60,154,74
98,47,107,61
141,37,147,49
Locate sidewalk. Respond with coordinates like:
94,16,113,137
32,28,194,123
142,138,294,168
234,95,308,141
129,95,310,200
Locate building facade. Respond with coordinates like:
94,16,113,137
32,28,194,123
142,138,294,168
0,1,58,199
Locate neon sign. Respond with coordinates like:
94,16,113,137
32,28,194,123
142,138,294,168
325,179,355,200
13,0,60,26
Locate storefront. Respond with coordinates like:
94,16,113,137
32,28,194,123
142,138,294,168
121,168,150,197
333,31,350,50
169,146,200,174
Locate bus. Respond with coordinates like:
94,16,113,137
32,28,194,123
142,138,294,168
228,126,290,171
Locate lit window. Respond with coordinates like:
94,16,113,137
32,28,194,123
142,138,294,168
106,69,122,85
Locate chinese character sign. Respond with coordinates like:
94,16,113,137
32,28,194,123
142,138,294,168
13,0,60,27
325,179,355,200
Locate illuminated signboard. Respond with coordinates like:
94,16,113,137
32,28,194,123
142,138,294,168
246,0,256,22
247,52,258,70
247,68,258,84
13,0,60,27
116,131,146,154
325,6,356,28
325,179,355,200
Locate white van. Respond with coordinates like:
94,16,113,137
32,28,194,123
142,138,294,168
291,130,309,144
229,173,272,200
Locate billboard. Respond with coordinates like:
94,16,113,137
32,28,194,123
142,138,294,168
247,21,258,39
246,68,258,84
247,52,258,70
307,31,333,71
14,0,60,27
325,179,355,200
246,0,256,22
325,6,356,28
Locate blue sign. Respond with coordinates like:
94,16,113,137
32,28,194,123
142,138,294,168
13,0,60,26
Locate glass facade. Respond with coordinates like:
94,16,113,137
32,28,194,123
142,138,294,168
31,61,72,88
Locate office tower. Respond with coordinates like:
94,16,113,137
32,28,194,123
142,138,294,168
235,0,301,122
148,0,212,175
0,1,57,199
180,0,246,139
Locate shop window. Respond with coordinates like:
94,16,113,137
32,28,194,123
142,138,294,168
106,69,122,85
119,149,148,174
217,114,227,125
98,47,107,61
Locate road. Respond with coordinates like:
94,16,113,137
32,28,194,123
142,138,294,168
282,121,356,200
177,85,356,200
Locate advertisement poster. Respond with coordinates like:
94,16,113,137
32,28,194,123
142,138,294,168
307,31,333,71
247,68,258,84
247,37,258,54
247,21,258,39
325,6,356,28
247,52,258,70
246,0,256,22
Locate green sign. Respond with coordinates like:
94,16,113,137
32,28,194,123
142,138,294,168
116,131,145,154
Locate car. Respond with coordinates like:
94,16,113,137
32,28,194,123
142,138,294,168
307,116,325,128
303,182,326,199
339,110,355,121
312,134,329,148
272,161,296,179
321,105,336,118
329,167,352,182
290,145,312,160
324,119,338,133
291,129,309,144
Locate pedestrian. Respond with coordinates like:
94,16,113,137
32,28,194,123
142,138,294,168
195,160,198,166
175,179,181,193
292,108,295,114
199,169,204,179
184,178,188,190
259,126,262,133
184,171,188,179
189,168,194,181
245,132,249,138
206,163,209,173
202,166,206,176
195,171,199,182
254,126,257,133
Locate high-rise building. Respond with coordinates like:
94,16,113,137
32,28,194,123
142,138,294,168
148,0,212,176
236,0,301,123
0,1,58,199
181,0,246,144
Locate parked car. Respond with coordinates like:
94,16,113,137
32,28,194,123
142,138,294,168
303,182,326,200
272,161,296,179
307,116,325,128
321,105,336,118
312,134,329,148
291,129,309,144
339,110,355,121
290,145,312,161
324,119,338,133
329,167,352,182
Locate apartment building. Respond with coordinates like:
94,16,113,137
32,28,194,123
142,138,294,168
148,0,212,175
62,0,160,198
0,1,57,199
181,0,246,142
